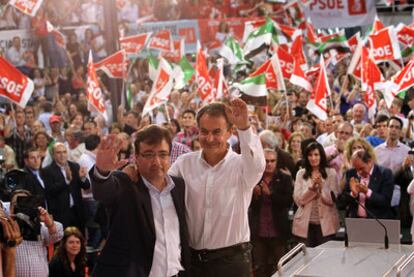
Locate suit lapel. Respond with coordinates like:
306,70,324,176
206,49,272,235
136,178,156,238
368,165,379,191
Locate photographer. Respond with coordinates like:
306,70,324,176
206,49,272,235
11,190,63,276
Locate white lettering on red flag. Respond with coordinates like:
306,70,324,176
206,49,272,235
119,33,151,54
0,57,34,108
94,50,128,79
86,52,108,121
9,0,43,17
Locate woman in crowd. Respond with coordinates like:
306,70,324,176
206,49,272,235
49,226,87,277
292,142,340,247
287,132,304,165
32,131,52,162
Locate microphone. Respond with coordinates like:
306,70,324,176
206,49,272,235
330,191,348,247
346,193,389,249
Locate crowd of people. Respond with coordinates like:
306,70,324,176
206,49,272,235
0,0,414,277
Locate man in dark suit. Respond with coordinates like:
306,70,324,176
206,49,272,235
90,125,190,277
249,148,293,277
43,142,90,232
22,148,47,208
339,149,395,219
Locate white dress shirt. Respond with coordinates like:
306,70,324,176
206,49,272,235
142,176,183,277
58,164,74,207
169,127,265,250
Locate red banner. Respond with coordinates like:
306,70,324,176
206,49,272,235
94,50,127,79
0,57,33,108
87,52,107,121
119,33,151,55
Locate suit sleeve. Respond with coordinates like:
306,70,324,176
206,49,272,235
90,167,129,206
368,168,394,208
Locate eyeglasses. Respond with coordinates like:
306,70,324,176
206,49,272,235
139,152,170,160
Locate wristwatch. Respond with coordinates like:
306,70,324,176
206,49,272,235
5,239,16,247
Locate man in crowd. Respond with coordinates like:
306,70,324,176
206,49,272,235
169,99,265,276
366,114,389,147
250,148,293,277
375,116,410,175
22,148,47,208
339,149,395,219
43,143,90,232
91,125,190,276
174,109,198,148
351,103,367,126
5,110,31,169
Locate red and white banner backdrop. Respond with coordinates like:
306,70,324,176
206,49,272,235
303,0,376,29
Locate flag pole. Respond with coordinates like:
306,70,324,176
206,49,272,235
164,103,171,124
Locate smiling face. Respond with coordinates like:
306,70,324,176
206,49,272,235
65,235,81,257
307,148,321,169
198,114,231,159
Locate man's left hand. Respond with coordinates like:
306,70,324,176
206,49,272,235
225,98,250,130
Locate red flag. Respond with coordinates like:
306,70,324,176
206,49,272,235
290,59,312,92
94,50,128,79
306,56,330,121
361,47,383,91
119,33,151,55
148,30,172,52
369,27,401,62
209,58,228,100
0,57,33,108
372,15,385,33
290,34,307,69
9,0,43,16
196,43,215,101
142,58,174,115
161,38,185,63
277,47,294,79
397,25,414,46
86,51,108,121
249,60,277,89
305,21,318,44
394,58,414,94
347,32,360,53
361,47,383,118
276,23,301,41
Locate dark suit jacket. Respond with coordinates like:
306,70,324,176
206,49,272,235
338,164,395,219
22,166,47,208
90,169,191,277
249,170,293,241
43,161,90,228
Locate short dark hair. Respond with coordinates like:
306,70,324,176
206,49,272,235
182,109,196,118
23,148,39,160
196,102,232,129
388,116,403,129
84,135,101,151
134,125,172,155
375,114,389,126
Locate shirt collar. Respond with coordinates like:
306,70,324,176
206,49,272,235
142,175,175,194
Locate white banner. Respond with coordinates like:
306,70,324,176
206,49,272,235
303,0,377,29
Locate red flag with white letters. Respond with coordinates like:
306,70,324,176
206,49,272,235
0,57,34,108
148,30,172,52
86,51,108,121
277,47,294,79
290,34,307,70
397,25,414,46
347,32,360,53
119,33,151,55
306,56,330,121
9,0,43,16
196,43,215,101
249,60,277,90
394,58,414,94
94,50,128,79
369,27,401,62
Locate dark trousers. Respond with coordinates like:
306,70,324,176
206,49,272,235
252,237,287,277
191,243,253,277
295,224,334,248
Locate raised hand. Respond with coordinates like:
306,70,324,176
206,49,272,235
96,134,128,175
225,98,250,130
79,167,88,179
350,177,360,196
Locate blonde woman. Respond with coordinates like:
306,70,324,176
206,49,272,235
287,132,304,164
